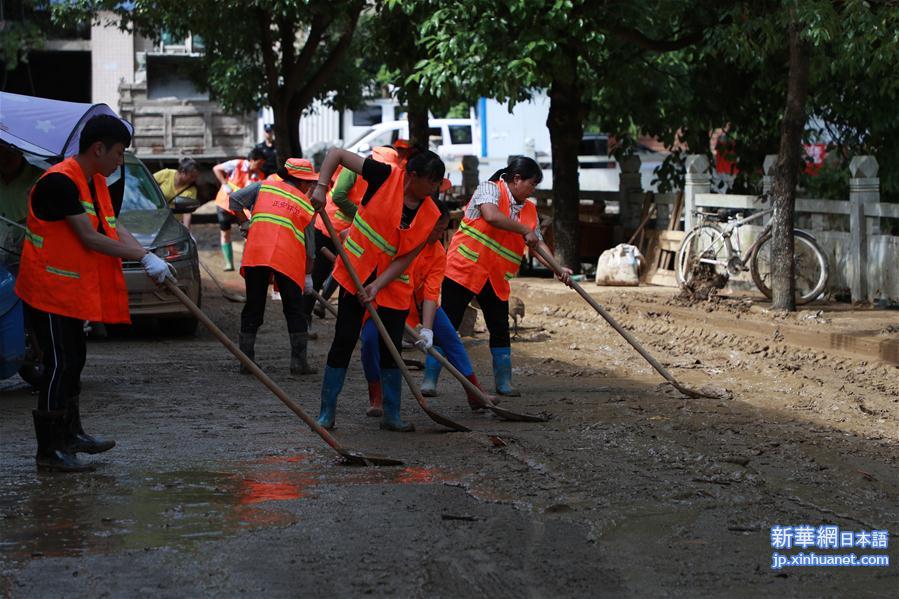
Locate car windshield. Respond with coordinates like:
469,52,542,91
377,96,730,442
108,160,167,212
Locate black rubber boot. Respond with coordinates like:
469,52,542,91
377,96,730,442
238,331,257,374
33,410,94,473
65,396,115,454
289,332,317,375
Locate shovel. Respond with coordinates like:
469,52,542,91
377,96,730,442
311,289,546,423
199,259,246,303
318,211,469,432
163,278,402,466
531,245,717,399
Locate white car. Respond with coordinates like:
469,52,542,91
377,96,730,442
345,119,477,161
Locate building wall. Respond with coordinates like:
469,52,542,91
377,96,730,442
91,11,135,112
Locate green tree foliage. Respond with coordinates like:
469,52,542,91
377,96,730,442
418,0,720,269
58,0,365,157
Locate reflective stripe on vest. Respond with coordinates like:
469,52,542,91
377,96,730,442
259,183,315,215
352,212,397,256
345,236,364,258
80,201,96,216
105,216,117,229
458,221,521,265
250,212,306,245
46,265,80,279
457,243,479,263
24,228,43,248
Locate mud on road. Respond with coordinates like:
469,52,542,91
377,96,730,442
1,231,897,597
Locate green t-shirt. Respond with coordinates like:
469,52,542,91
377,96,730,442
153,168,198,203
0,160,42,257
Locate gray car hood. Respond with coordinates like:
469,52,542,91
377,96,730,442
118,209,187,249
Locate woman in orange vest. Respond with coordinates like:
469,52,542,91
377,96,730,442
431,157,573,397
16,115,174,472
303,144,413,328
309,146,445,432
229,158,319,375
359,200,495,416
212,148,266,271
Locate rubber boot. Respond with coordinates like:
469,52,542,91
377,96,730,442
238,332,257,374
419,351,443,397
379,369,414,432
221,242,234,271
316,366,346,430
366,381,383,417
65,396,115,454
33,410,94,473
464,374,498,411
491,347,520,397
289,332,317,375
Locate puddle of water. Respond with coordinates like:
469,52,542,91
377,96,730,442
0,453,466,561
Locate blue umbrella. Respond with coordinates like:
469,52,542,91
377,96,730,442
0,91,133,159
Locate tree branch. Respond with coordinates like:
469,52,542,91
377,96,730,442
256,8,280,103
290,1,364,105
284,13,331,93
603,24,705,53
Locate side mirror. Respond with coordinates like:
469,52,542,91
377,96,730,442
171,196,202,214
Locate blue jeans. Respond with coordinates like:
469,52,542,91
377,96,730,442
360,307,474,383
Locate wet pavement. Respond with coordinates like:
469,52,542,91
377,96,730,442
1,233,897,597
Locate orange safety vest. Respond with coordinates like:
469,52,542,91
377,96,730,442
16,158,130,323
332,164,441,310
240,180,315,288
314,147,403,239
214,159,264,214
445,180,538,301
314,165,366,238
405,241,446,328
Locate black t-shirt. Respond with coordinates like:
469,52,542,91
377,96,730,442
255,142,279,176
359,157,425,229
30,173,107,235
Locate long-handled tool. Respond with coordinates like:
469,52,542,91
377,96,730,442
406,325,549,423
532,245,717,399
318,211,469,432
311,289,547,423
199,259,246,302
163,278,402,466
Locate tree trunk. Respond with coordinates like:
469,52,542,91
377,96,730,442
406,86,430,150
271,95,292,163
547,53,585,271
285,93,305,157
769,23,810,312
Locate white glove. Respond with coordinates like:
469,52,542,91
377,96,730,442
141,252,176,284
304,274,314,294
415,328,434,351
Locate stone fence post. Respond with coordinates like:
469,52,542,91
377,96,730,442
618,155,643,233
683,155,710,231
848,156,880,302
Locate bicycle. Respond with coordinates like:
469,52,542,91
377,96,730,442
675,197,830,304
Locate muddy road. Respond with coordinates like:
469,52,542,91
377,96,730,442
1,232,897,597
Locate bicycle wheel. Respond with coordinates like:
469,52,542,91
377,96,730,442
675,224,731,287
750,230,829,304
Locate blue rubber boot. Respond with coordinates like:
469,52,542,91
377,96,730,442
316,366,346,429
490,347,520,397
419,349,443,397
379,369,414,432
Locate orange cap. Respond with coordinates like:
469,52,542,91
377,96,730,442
283,158,318,181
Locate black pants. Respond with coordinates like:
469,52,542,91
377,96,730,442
241,266,308,335
441,277,510,349
326,280,408,369
302,229,337,320
26,304,85,411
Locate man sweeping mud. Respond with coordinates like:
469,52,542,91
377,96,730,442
16,115,174,472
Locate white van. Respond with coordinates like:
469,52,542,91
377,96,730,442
345,119,477,161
